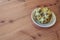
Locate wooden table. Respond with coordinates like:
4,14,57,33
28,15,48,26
0,0,60,40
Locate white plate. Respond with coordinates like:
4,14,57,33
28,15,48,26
31,8,56,28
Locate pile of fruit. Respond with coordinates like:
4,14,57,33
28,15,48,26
33,7,52,24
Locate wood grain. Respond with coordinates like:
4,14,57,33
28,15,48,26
0,0,60,40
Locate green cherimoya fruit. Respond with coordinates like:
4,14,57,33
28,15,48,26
33,7,52,24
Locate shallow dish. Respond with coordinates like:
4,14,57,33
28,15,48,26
31,7,56,28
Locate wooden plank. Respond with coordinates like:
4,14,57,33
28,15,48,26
0,0,60,40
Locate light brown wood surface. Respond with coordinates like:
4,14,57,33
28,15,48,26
0,0,60,40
